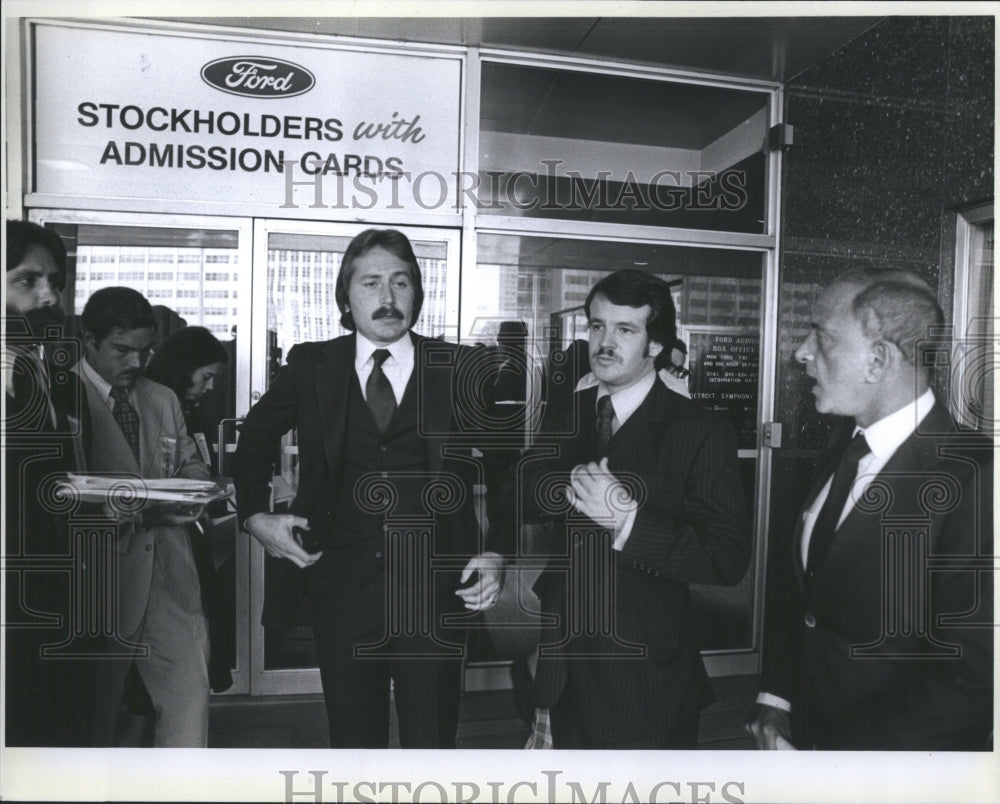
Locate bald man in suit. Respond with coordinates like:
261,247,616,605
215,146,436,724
748,270,993,750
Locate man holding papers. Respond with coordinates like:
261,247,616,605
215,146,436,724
74,286,213,747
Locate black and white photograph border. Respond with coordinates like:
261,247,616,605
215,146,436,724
2,1,997,802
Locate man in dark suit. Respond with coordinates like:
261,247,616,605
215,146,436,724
748,270,993,750
4,219,93,745
508,269,749,748
233,228,503,748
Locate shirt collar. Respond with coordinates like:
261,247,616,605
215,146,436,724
354,330,414,370
80,356,117,403
857,388,936,459
597,370,657,428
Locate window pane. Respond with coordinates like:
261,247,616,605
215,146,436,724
468,232,763,650
479,62,770,232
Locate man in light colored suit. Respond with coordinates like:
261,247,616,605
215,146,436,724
748,270,993,750
75,286,212,747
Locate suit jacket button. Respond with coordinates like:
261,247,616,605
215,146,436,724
804,614,817,628
145,544,153,552
376,551,383,559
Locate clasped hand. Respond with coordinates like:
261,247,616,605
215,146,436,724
456,551,505,611
566,456,636,530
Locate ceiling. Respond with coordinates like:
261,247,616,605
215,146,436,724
163,16,881,83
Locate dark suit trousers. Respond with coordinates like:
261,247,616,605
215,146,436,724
308,541,462,748
549,661,707,749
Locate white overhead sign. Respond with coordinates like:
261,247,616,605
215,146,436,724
33,24,462,212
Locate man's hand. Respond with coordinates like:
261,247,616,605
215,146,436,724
456,551,505,611
245,512,320,569
746,704,796,750
566,457,636,530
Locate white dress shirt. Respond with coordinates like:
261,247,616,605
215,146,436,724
354,331,415,405
800,388,936,566
80,356,136,411
575,369,657,550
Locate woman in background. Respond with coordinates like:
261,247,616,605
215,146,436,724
145,326,234,694
145,326,229,466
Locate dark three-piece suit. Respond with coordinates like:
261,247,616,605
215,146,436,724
234,331,498,747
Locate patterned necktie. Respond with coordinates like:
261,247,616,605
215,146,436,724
595,394,615,452
807,431,871,570
366,349,397,433
110,387,141,464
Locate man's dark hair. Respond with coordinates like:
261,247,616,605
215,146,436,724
80,286,156,346
584,269,677,350
334,228,425,331
144,326,229,402
6,219,67,282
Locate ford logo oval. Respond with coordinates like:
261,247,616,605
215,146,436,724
201,57,315,98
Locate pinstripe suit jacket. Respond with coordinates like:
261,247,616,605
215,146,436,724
514,376,750,746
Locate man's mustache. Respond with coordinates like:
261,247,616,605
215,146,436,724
372,306,405,321
594,347,618,360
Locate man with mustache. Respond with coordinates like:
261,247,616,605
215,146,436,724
505,269,749,748
234,228,504,748
747,271,993,750
74,286,213,746
4,219,93,744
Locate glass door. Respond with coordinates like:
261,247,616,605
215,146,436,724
467,232,771,673
26,209,254,696
247,220,461,694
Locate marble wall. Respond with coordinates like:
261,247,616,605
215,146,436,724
769,15,994,543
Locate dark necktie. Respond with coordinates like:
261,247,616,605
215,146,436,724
110,387,141,464
807,431,871,570
595,394,615,452
366,349,397,433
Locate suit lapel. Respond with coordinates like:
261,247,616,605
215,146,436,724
832,402,953,538
75,364,140,474
805,403,955,580
604,378,666,464
133,379,163,478
316,334,354,483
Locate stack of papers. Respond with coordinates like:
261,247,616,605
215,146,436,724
59,473,233,504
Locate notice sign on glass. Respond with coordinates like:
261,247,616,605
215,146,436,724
688,330,759,449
